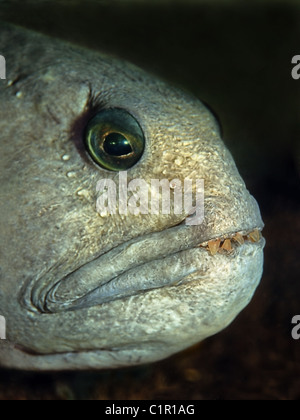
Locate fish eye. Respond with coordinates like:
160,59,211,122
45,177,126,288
85,108,145,171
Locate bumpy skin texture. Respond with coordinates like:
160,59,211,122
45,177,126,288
0,23,264,370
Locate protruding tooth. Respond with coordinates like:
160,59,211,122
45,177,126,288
248,230,261,243
233,232,245,245
221,239,233,253
207,239,221,256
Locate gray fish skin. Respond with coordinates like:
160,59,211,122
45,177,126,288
0,23,264,371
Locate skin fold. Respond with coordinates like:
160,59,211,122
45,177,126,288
0,23,265,371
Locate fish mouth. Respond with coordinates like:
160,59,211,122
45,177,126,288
13,218,265,369
32,217,265,314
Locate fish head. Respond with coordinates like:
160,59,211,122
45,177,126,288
0,24,264,370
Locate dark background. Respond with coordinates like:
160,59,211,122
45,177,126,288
0,0,299,400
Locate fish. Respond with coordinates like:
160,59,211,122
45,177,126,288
0,22,265,371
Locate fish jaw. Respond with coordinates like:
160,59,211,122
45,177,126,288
4,189,265,370
0,235,264,371
0,184,265,370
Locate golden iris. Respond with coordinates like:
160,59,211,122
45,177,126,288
85,108,145,171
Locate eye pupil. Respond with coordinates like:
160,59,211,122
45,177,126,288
104,133,133,156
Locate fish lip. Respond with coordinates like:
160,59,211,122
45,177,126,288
14,230,265,365
74,233,265,309
40,223,265,313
